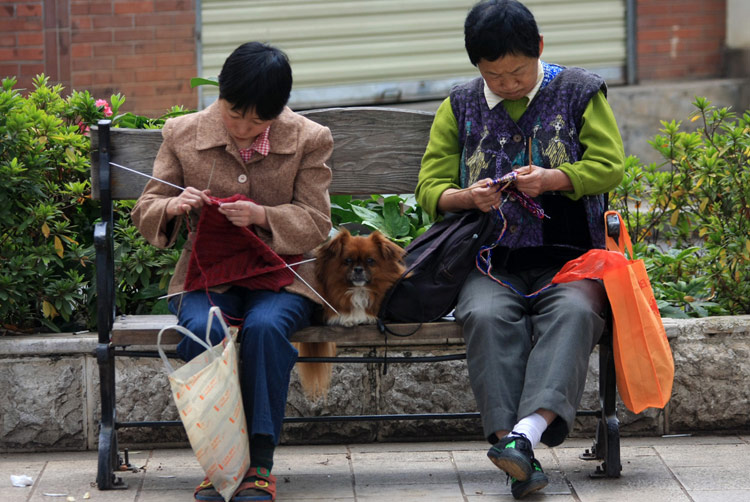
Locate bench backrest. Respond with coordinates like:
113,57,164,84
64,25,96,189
90,107,436,200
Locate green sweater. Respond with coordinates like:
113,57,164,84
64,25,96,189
416,90,625,220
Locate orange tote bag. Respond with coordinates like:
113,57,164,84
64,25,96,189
602,210,674,414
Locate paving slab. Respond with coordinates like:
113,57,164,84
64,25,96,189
1,458,45,502
2,435,750,501
274,451,354,499
28,456,140,502
452,447,571,499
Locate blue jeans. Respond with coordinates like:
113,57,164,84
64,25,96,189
169,287,314,444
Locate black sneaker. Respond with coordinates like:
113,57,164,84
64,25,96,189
510,458,549,499
487,432,534,481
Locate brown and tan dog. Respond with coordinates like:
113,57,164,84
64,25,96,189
295,229,406,398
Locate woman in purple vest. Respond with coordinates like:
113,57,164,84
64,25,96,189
416,0,625,498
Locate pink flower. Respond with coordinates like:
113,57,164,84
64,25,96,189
95,99,113,117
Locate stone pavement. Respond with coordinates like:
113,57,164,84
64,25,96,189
2,435,748,502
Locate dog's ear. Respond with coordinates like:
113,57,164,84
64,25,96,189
316,228,351,262
315,229,351,284
370,231,406,262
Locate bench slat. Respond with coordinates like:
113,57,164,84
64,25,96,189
91,107,434,200
90,127,163,201
300,107,434,195
111,315,463,347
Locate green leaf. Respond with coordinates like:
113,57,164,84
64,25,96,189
190,77,219,88
382,200,410,238
350,205,382,224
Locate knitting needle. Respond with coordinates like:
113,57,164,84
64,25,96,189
528,137,533,167
449,177,515,195
109,162,186,191
156,258,318,300
284,266,341,316
205,159,217,191
155,257,341,316
444,139,535,197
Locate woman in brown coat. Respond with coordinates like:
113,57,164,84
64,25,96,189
132,42,333,502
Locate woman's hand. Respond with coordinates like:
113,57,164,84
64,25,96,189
514,165,572,197
438,177,502,213
166,187,212,217
218,199,269,229
468,178,504,212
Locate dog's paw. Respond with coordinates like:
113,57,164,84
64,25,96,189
326,313,377,327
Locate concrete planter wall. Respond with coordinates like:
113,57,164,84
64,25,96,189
2,316,749,453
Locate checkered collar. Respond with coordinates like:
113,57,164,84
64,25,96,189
238,125,271,163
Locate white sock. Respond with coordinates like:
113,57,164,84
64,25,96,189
509,413,548,449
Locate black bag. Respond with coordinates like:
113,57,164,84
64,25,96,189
379,210,496,323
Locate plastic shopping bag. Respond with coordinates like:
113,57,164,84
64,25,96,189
549,211,674,414
157,307,250,501
602,210,674,414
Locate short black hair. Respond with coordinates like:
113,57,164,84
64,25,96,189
218,42,292,120
464,0,541,66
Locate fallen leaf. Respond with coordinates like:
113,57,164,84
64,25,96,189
54,235,64,258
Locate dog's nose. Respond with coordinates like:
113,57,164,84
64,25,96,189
351,266,369,283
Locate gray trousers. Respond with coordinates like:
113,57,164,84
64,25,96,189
455,265,607,447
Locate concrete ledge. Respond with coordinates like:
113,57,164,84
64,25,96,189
0,333,97,356
2,315,749,452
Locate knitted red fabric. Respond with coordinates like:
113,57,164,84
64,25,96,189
183,194,302,293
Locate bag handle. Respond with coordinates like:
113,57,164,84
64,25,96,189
604,210,634,259
157,306,231,374
205,306,232,343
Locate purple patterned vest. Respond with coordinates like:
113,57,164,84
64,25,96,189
450,64,607,258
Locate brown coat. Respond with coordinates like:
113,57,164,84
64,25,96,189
131,101,333,304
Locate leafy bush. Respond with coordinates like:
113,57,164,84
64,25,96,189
610,97,749,317
0,75,103,332
0,75,189,333
331,194,432,247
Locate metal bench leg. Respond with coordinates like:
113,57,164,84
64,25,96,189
584,335,621,478
599,337,621,477
595,209,622,477
96,343,127,489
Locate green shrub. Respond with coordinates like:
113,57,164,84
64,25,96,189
331,194,432,247
0,75,102,332
610,97,750,317
0,75,189,333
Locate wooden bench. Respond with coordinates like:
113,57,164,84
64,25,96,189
90,107,621,490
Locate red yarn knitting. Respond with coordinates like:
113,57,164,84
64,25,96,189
183,194,302,293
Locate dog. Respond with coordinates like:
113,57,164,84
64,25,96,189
315,228,406,326
295,228,406,399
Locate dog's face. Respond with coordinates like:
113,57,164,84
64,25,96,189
315,229,406,325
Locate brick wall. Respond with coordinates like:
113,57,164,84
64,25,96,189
0,2,47,89
0,0,197,117
637,0,727,82
0,1,730,116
